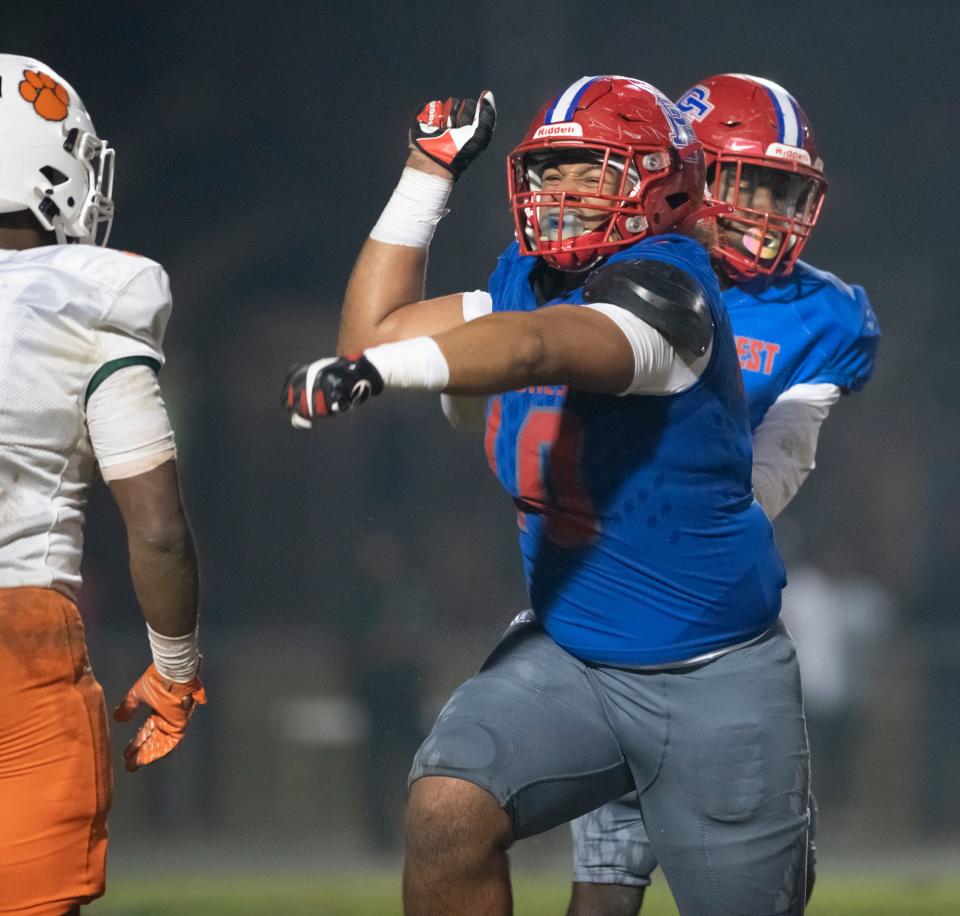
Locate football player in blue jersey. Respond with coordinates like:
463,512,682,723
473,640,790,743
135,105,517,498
565,74,880,916
283,76,810,915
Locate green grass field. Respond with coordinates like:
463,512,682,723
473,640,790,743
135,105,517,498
92,873,960,915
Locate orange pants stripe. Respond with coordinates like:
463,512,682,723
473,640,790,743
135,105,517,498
0,588,112,915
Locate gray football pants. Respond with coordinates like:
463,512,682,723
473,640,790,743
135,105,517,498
571,786,819,894
409,616,811,915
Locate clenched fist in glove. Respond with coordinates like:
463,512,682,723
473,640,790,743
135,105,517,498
283,354,385,428
408,90,496,179
113,664,206,772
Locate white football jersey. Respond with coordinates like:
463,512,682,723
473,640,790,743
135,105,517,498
0,244,171,598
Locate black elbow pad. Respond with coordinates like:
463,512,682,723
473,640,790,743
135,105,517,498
583,259,714,356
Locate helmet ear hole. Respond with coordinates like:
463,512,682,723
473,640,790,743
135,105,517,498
39,166,69,186
666,192,689,210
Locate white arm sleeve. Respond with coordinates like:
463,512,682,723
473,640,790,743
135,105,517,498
439,295,709,426
751,382,841,520
86,365,177,482
581,302,711,395
461,289,493,322
439,290,495,430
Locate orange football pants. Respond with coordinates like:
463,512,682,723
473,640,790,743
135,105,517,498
0,588,112,915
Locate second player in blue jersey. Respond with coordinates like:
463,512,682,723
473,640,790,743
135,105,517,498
567,73,880,916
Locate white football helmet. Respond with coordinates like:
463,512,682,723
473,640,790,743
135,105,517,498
0,54,115,245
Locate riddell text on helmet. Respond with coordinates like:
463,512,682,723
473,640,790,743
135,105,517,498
765,143,813,167
532,123,584,140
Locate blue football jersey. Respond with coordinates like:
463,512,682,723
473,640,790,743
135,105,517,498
482,235,786,667
725,261,880,429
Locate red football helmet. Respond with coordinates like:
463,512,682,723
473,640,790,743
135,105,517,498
676,73,827,279
508,76,707,271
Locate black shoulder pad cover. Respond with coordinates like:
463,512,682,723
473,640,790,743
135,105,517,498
583,259,714,355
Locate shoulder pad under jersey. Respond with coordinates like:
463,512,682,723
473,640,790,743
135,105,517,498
93,252,172,357
26,245,163,294
583,258,714,355
5,246,171,357
784,261,880,391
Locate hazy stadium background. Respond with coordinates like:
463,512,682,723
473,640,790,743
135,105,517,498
7,2,959,913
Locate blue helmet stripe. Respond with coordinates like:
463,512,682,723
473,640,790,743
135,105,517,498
763,85,787,143
546,76,597,124
731,74,802,147
750,76,801,146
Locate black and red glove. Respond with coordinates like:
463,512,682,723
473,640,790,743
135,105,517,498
408,90,496,180
282,355,384,428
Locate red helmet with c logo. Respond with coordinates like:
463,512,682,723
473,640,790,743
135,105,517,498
676,73,827,279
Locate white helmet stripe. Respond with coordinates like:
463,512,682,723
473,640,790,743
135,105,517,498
546,76,597,124
744,74,801,147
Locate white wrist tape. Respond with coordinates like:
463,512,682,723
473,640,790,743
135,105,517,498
147,622,200,682
363,336,450,390
369,167,453,248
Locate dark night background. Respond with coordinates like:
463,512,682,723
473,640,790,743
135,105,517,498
5,0,959,893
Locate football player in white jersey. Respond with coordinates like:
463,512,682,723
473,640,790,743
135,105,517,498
0,54,205,915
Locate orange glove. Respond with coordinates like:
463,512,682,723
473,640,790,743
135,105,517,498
113,663,207,772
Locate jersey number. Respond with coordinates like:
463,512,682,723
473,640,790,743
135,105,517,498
515,407,599,547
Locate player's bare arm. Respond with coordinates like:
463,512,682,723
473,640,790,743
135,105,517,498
435,306,634,394
286,254,713,424
336,92,496,353
108,458,206,772
109,460,199,638
284,307,635,425
337,233,463,352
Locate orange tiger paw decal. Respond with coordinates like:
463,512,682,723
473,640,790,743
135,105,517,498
19,70,70,122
